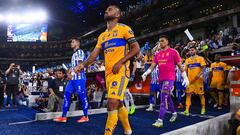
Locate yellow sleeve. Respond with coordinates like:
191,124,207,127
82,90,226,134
185,60,188,71
95,35,102,49
123,25,136,44
210,64,213,71
200,57,206,67
223,63,227,71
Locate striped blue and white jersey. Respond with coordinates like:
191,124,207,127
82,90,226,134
71,49,86,80
151,66,159,84
203,67,210,83
175,64,184,82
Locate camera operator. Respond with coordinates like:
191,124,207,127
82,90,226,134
5,63,22,107
0,70,6,108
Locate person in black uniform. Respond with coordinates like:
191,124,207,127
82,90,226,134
5,63,22,107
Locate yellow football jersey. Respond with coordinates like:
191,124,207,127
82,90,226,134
225,65,232,71
210,62,227,82
185,56,206,82
96,23,135,77
144,54,152,62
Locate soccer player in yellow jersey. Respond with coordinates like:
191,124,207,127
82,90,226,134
210,54,227,109
76,5,140,135
184,46,206,116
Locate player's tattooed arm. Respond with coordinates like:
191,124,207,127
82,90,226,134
75,47,102,73
112,42,140,74
83,47,101,67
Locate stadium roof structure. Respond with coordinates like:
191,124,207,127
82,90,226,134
0,0,150,40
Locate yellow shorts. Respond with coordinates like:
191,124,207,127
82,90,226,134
186,82,204,95
210,81,224,90
106,74,129,101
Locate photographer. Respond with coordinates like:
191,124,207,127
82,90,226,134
0,70,6,108
45,68,67,112
5,63,22,107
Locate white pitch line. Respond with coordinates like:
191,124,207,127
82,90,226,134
8,120,37,125
155,110,215,119
0,108,19,112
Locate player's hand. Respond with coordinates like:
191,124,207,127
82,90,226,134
112,61,122,74
75,63,84,74
141,73,147,82
67,73,73,81
9,63,14,69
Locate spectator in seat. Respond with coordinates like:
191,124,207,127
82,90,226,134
16,85,29,107
35,85,49,109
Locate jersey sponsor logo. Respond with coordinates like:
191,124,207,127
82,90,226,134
188,63,201,68
212,67,224,71
105,49,114,54
112,81,118,87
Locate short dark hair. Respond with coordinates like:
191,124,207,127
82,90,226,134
70,37,80,43
109,5,122,18
189,45,196,50
159,35,169,41
57,68,66,74
109,5,121,12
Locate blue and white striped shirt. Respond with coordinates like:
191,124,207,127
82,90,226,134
203,67,210,83
71,49,86,80
151,66,159,84
175,64,184,83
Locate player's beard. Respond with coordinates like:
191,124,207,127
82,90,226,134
190,52,196,57
104,15,116,21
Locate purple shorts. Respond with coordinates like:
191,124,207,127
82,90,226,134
159,80,174,94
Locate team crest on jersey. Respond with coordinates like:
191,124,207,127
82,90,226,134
113,30,118,37
128,30,134,35
166,52,169,56
102,35,106,41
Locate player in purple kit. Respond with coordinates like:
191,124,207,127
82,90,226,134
142,35,189,128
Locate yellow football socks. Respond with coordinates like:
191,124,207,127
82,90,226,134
185,94,192,111
118,106,132,134
104,110,118,135
200,95,205,109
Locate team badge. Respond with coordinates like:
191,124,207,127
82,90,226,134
162,53,165,58
128,30,134,35
166,52,169,56
113,30,118,37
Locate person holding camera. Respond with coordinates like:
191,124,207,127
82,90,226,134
5,63,22,107
0,70,6,108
